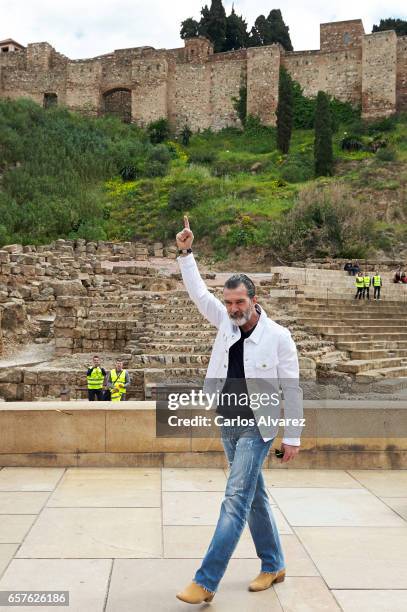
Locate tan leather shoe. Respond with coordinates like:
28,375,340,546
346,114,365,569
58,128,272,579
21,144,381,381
248,568,286,592
176,581,215,604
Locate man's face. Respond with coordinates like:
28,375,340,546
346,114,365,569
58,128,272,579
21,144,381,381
93,357,100,366
116,361,123,370
223,284,257,326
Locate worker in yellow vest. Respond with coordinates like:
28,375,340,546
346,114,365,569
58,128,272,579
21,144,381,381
86,355,106,401
107,359,130,401
363,271,371,300
373,272,382,300
354,273,364,300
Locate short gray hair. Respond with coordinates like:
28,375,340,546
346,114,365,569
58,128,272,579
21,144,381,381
224,274,256,298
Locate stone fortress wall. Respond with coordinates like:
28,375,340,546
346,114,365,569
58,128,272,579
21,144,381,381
1,19,406,130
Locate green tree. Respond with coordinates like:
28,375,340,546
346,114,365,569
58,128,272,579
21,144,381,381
276,67,293,153
147,118,170,144
180,124,192,146
314,91,334,177
267,9,293,50
248,9,292,50
248,15,270,46
224,7,248,51
372,18,407,36
198,0,227,52
180,18,200,39
232,84,247,126
198,5,211,38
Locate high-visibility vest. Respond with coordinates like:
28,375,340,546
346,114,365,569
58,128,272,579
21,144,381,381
355,276,364,288
87,367,105,390
363,276,371,287
110,369,127,401
373,275,381,286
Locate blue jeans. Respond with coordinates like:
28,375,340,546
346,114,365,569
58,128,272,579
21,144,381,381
193,422,285,593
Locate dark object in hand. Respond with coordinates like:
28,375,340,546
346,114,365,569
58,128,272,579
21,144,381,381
274,448,285,458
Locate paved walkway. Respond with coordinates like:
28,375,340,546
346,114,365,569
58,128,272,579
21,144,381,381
0,467,407,611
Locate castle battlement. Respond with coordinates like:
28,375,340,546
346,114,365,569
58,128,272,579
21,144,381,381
0,18,406,129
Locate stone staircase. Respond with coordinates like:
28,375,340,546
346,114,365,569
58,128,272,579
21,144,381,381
126,284,343,397
269,266,407,302
270,266,407,387
128,292,215,396
298,302,407,386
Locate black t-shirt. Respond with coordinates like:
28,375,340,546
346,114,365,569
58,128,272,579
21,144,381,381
216,323,257,419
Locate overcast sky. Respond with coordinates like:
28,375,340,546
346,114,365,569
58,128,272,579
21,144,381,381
1,0,406,59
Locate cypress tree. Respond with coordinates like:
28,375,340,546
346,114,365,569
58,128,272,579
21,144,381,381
314,91,334,176
372,18,407,36
199,0,227,52
198,5,211,38
248,15,270,46
224,7,248,51
267,9,293,51
276,67,293,154
248,10,293,50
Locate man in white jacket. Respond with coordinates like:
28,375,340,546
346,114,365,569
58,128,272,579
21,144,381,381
175,216,303,604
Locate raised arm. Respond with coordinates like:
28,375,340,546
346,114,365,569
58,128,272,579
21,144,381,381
176,215,226,329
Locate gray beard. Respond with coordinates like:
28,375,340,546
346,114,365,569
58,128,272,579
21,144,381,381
229,308,252,327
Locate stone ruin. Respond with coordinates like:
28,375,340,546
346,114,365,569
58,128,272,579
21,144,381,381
0,238,327,403
2,238,407,404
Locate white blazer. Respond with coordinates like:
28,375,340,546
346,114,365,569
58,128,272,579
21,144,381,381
177,253,303,445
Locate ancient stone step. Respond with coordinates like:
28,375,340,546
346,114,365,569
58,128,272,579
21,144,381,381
319,331,407,342
143,322,214,331
337,357,407,374
337,340,407,351
132,354,210,367
301,325,407,338
348,349,407,360
355,365,407,381
299,316,407,324
138,342,213,354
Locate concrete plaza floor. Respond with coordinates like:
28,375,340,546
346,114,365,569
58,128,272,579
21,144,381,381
0,466,407,611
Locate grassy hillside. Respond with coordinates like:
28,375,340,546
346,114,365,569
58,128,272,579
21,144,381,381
0,98,406,261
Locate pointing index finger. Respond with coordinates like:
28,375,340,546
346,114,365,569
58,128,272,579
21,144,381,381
184,215,190,230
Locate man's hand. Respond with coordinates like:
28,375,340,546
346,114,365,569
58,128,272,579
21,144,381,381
280,443,300,463
176,215,194,250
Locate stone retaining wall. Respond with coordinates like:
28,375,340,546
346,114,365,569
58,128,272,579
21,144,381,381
0,400,405,468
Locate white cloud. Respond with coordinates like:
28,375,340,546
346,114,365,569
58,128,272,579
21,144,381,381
0,0,405,58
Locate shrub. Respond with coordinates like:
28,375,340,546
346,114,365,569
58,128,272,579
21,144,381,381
147,144,171,164
292,80,361,130
245,114,267,134
180,124,193,146
231,85,247,127
168,183,198,211
375,147,397,162
120,165,138,181
211,153,264,176
188,150,217,164
144,160,168,177
367,115,397,134
269,184,375,260
147,118,170,144
341,136,364,152
142,144,171,177
292,81,315,129
345,119,366,137
280,161,313,183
